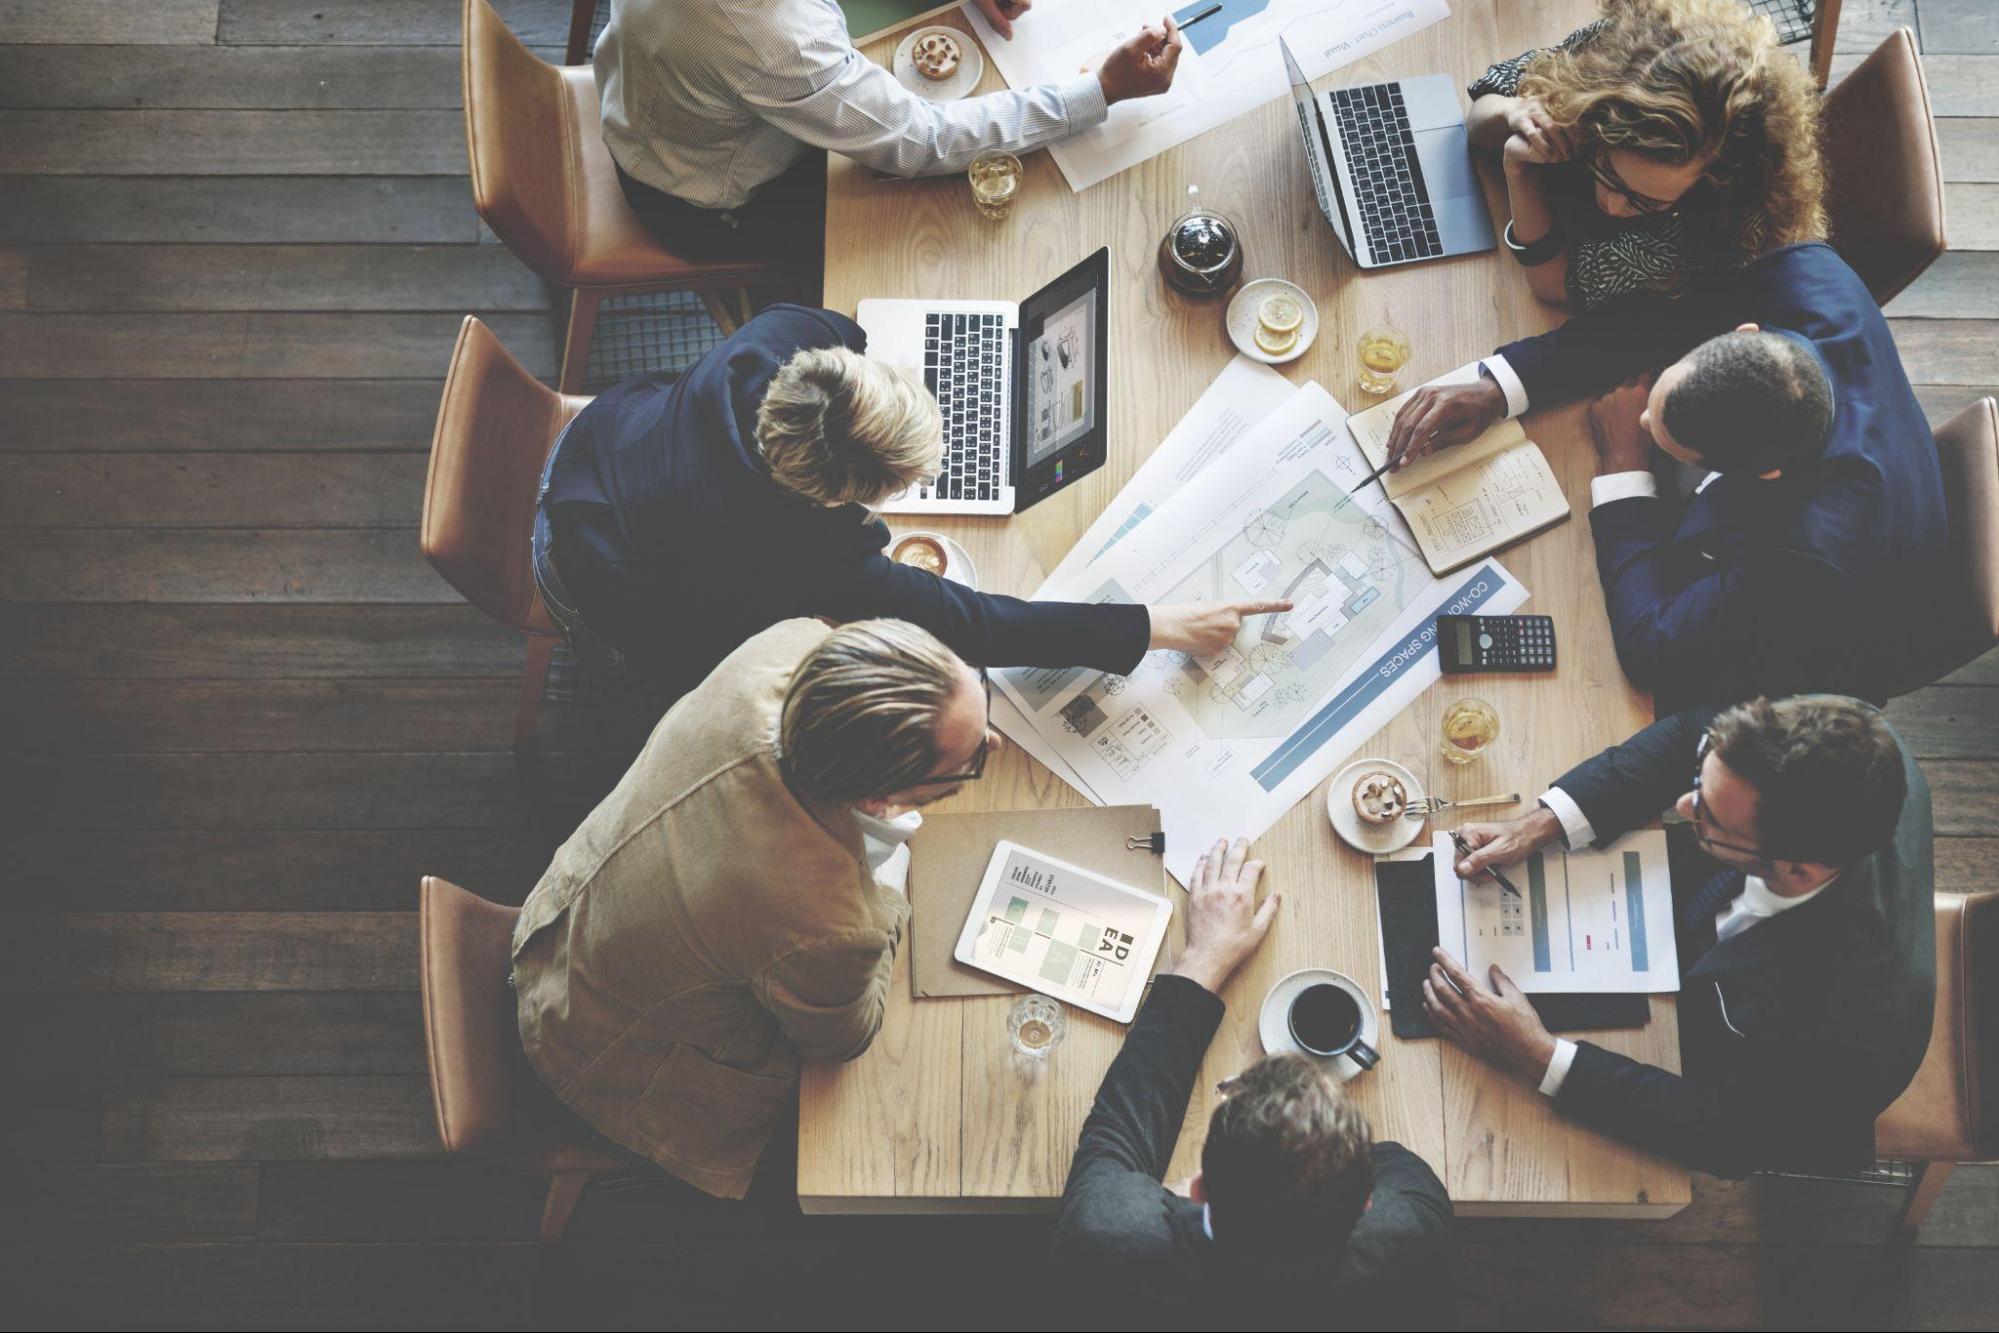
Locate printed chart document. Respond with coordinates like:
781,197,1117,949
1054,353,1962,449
954,840,1173,1022
995,381,1527,884
1432,830,1679,994
967,0,1452,191
1345,363,1571,574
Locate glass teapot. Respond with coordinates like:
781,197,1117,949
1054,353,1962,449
1157,186,1244,299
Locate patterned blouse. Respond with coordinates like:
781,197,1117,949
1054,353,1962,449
1468,21,1767,309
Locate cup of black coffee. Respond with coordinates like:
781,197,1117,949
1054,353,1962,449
1288,981,1380,1069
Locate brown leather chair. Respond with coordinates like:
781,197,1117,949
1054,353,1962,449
463,0,773,391
1822,28,1947,305
1884,397,1999,697
419,875,627,1242
1875,891,1999,1231
421,316,590,746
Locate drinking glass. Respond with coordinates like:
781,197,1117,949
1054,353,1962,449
968,151,1022,221
1357,324,1412,396
1441,697,1500,765
1008,994,1067,1057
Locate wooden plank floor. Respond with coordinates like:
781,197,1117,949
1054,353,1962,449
3,1,1995,1326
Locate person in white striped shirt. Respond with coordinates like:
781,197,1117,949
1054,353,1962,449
594,0,1185,285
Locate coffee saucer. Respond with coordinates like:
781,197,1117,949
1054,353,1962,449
1327,757,1425,854
1258,968,1380,1083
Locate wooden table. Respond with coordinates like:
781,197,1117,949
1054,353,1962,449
800,0,1691,1218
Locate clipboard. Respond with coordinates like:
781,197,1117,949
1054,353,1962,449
910,805,1174,999
1375,854,1650,1039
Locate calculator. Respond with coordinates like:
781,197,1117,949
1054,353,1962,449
1436,615,1556,673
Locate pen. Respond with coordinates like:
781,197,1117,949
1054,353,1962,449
1350,451,1401,495
1178,3,1223,33
1450,830,1521,899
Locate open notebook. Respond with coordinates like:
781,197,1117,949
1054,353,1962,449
1346,364,1571,574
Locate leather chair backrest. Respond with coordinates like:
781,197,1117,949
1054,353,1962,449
1888,397,1999,695
463,0,581,282
419,875,525,1160
1877,891,1999,1162
421,316,569,630
1822,28,1947,304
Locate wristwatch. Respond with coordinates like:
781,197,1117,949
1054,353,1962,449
1503,220,1564,267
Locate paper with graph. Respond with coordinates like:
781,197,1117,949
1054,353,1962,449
954,840,1173,1022
967,0,1451,190
1432,829,1679,994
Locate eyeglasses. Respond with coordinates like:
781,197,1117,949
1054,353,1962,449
918,666,995,787
1688,732,1766,860
1587,151,1681,216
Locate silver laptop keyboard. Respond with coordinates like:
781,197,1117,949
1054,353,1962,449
921,311,1005,503
1331,83,1443,263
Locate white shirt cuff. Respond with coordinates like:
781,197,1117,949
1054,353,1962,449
1480,355,1529,419
1538,787,1595,850
1538,1037,1579,1097
1589,471,1659,509
1058,74,1109,132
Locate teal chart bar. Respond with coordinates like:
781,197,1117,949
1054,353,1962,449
1623,851,1649,972
1526,854,1552,973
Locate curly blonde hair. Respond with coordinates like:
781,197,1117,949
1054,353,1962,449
1520,0,1827,249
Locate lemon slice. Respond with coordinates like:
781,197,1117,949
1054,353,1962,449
1254,322,1298,356
1258,294,1304,335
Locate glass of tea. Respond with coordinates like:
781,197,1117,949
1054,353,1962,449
1357,324,1412,396
968,150,1022,221
1441,697,1500,765
1008,994,1067,1058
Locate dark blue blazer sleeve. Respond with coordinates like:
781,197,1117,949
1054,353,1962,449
1495,289,1732,409
1551,707,1717,846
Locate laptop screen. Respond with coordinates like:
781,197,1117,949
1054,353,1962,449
1282,37,1348,250
1012,247,1110,512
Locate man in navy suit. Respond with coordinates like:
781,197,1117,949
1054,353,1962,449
1384,242,1948,709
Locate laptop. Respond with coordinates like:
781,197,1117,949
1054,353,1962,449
857,247,1110,515
1281,36,1495,269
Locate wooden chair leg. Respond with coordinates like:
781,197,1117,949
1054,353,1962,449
1810,0,1843,90
698,288,740,337
540,1171,591,1242
564,0,597,66
1897,1160,1955,1234
516,634,556,749
559,288,602,394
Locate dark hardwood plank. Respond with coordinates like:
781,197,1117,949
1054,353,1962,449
0,605,522,678
0,379,449,452
1916,383,1999,429
1833,0,1918,54
23,913,418,992
6,1165,259,1242
8,1076,106,1162
0,176,478,243
99,1076,441,1161
0,110,466,175
7,244,549,312
6,678,585,752
1939,118,1999,182
0,453,429,528
0,44,556,109
28,993,426,1078
0,311,557,378
1936,837,1999,895
0,530,453,602
18,829,548,911
1888,318,1999,385
1885,685,1999,759
1888,252,1999,318
0,1242,541,1330
0,1,219,43
1832,52,1999,115
1923,0,1999,55
256,1162,551,1242
218,0,570,45
1929,760,1999,835
1942,645,1999,687
1943,183,1999,249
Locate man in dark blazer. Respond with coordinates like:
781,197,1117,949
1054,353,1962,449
1382,242,1948,709
535,303,1279,697
1051,837,1457,1317
1426,695,1935,1178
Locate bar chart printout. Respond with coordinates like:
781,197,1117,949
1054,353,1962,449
954,841,1174,1023
1432,829,1679,994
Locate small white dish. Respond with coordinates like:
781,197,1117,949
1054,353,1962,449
893,26,984,102
1259,968,1381,1082
1327,757,1426,855
1226,278,1319,366
892,529,980,591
